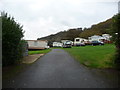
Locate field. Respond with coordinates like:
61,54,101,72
28,49,51,55
63,44,116,68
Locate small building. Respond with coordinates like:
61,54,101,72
53,42,63,47
27,40,48,50
74,38,88,46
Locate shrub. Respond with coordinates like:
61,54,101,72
2,12,24,66
111,13,120,69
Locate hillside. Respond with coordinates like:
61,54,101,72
37,17,113,46
37,28,83,46
79,18,112,38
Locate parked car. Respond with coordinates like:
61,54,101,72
63,41,72,48
91,41,104,46
75,43,85,46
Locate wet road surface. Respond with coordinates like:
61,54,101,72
3,49,119,88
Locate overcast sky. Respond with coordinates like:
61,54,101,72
0,0,119,40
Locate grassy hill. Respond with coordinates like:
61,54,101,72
38,17,113,46
79,18,112,38
38,28,83,46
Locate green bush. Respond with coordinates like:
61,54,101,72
2,12,24,66
111,13,120,69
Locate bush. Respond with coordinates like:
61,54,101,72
111,13,120,69
2,12,24,66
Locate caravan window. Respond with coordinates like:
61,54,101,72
76,39,79,41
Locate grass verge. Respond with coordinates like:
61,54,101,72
28,49,51,55
63,44,116,68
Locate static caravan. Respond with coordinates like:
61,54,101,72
74,38,88,46
102,34,111,40
27,40,48,50
88,35,104,42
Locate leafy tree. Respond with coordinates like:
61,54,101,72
1,12,24,66
111,13,120,69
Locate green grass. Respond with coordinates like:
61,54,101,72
28,49,51,55
63,44,116,68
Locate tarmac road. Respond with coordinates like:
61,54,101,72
3,49,119,88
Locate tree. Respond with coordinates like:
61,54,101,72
111,13,120,69
1,12,24,66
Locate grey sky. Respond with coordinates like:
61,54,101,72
0,0,119,40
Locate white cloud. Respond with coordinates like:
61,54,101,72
22,16,71,40
0,0,118,40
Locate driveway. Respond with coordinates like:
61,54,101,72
3,49,119,88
